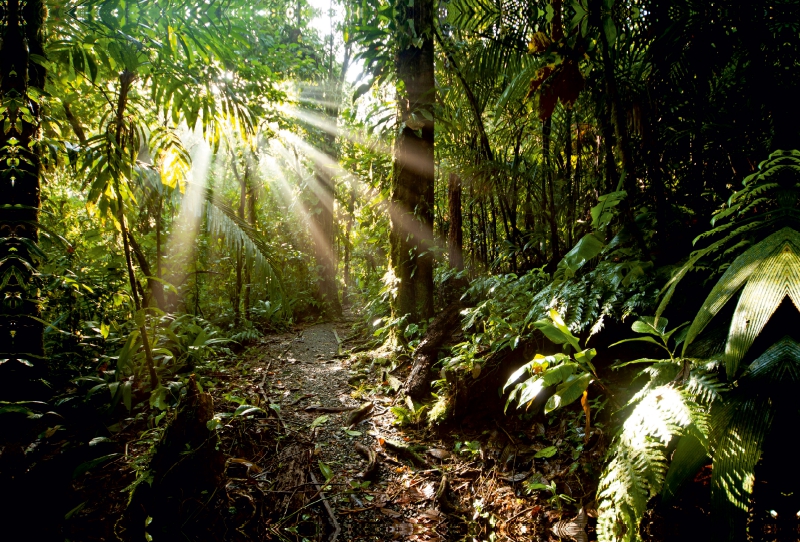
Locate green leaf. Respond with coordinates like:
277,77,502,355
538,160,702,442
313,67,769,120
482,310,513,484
149,386,168,410
662,430,709,503
710,396,774,538
534,446,557,458
631,317,668,337
610,336,664,348
310,414,330,429
555,233,605,281
319,461,334,481
541,363,577,386
73,453,120,478
234,405,265,417
544,372,591,414
682,228,800,353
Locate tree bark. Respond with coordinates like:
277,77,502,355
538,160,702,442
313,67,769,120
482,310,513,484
390,0,436,323
112,70,158,390
403,302,464,399
447,173,464,271
310,45,350,318
127,231,166,310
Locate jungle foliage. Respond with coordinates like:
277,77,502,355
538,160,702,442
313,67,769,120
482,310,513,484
0,0,798,539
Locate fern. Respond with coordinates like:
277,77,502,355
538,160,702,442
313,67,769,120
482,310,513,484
183,186,284,299
597,386,705,542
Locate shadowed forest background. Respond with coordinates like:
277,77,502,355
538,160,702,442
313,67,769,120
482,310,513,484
1,0,799,540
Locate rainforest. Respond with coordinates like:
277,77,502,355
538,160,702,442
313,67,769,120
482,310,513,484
1,0,799,541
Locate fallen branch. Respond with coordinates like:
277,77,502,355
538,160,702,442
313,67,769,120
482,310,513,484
305,405,356,413
382,438,437,471
309,471,340,542
346,402,374,427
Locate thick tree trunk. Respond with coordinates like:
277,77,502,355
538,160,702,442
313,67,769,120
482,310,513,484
0,0,46,399
404,302,464,399
390,0,435,324
310,47,350,318
234,152,246,327
343,181,356,305
311,164,342,316
124,375,225,538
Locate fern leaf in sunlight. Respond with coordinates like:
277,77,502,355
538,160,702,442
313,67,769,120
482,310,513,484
597,386,704,542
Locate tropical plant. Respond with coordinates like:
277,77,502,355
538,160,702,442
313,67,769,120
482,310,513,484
503,310,598,414
597,150,800,541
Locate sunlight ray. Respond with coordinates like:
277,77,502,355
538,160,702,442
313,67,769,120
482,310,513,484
162,134,213,295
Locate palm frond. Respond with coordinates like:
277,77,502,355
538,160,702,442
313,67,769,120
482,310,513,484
709,396,773,540
724,240,800,376
185,185,283,301
681,227,800,365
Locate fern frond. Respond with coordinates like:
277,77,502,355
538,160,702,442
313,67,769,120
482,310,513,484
684,369,726,404
597,386,702,542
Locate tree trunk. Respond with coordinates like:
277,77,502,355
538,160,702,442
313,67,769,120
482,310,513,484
0,0,47,399
113,70,158,390
244,155,256,317
343,180,356,305
234,150,246,327
127,231,166,310
390,0,435,323
565,108,574,247
403,302,464,399
447,173,464,271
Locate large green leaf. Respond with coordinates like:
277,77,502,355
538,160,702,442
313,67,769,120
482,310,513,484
544,372,591,413
554,233,605,281
682,227,800,361
662,428,709,503
740,336,800,386
723,241,800,376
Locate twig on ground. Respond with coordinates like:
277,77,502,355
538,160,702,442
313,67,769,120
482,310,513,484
309,471,341,542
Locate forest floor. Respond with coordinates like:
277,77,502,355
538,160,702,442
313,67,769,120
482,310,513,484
239,316,602,541
68,315,605,541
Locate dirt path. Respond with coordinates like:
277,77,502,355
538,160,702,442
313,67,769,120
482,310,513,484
258,322,460,541
256,320,589,542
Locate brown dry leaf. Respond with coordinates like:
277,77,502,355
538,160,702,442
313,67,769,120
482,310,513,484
426,448,451,460
389,521,417,537
379,508,403,518
528,31,552,54
501,472,529,483
418,508,442,520
228,458,262,474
